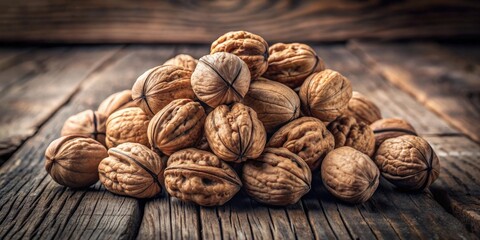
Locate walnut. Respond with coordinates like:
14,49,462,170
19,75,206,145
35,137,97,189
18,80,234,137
243,77,300,133
98,143,164,198
211,31,268,80
374,135,440,191
131,65,195,116
148,99,206,155
195,133,210,151
61,110,107,146
321,147,379,204
164,148,242,206
242,148,311,206
370,118,417,149
263,43,325,89
344,91,381,125
268,117,334,170
97,90,136,117
45,135,107,188
106,107,150,148
299,69,352,122
205,103,266,162
191,52,250,108
327,116,375,157
164,54,198,71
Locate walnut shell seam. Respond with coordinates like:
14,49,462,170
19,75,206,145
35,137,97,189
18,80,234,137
198,58,244,99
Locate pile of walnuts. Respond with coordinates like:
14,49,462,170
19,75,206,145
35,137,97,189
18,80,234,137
45,31,440,206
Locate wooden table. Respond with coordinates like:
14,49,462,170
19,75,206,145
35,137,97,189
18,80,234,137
0,41,478,239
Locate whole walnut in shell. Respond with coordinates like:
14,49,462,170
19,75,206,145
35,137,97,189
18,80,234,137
148,99,206,155
99,143,164,198
374,135,440,191
164,54,198,71
327,116,375,157
263,43,325,89
268,117,334,170
211,31,268,80
164,148,242,206
205,103,266,162
344,91,381,125
243,77,300,133
45,135,108,188
132,65,195,116
61,110,107,146
321,147,379,204
106,107,150,148
299,69,352,122
370,118,417,149
242,148,311,206
97,90,136,117
191,52,251,107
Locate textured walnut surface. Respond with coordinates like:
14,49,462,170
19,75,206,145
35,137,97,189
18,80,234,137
99,143,164,198
242,147,311,206
106,107,150,148
263,43,325,88
97,90,136,117
268,117,334,170
370,118,417,149
148,99,205,155
327,116,375,157
164,148,242,206
61,110,107,146
344,91,381,125
45,135,108,188
164,54,198,71
375,135,440,191
205,103,266,162
211,31,268,80
243,77,300,133
321,147,379,203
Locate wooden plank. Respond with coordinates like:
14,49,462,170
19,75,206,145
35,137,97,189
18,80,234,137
0,47,33,70
348,41,480,142
1,1,480,43
0,45,175,239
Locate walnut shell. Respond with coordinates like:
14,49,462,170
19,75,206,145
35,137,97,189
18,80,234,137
131,65,195,116
242,148,311,206
268,117,334,170
243,77,300,133
344,91,381,125
61,110,107,146
191,52,251,108
148,99,206,155
164,148,242,206
327,116,375,157
98,143,164,198
370,118,417,149
195,133,210,151
164,54,198,71
106,107,150,148
321,147,379,204
45,136,107,188
211,31,268,80
205,103,266,162
374,135,440,191
97,90,136,117
263,43,325,89
299,69,352,122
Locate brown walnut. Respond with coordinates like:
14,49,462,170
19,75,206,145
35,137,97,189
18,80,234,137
242,148,311,206
374,135,440,191
195,133,210,151
131,65,195,116
164,148,242,206
106,107,150,148
263,43,325,89
299,69,352,122
327,116,375,157
148,99,206,155
321,147,379,204
164,54,198,71
45,135,107,188
61,110,107,146
243,77,300,133
211,31,268,80
191,52,251,107
370,118,417,149
99,143,164,198
97,90,136,117
344,91,381,125
205,103,266,162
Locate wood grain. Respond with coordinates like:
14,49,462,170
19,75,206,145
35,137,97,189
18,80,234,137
1,0,479,43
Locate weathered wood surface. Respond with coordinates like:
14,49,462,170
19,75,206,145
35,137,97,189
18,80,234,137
1,0,480,43
348,41,480,142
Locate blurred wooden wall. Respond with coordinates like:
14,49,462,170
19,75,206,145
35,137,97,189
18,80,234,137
1,0,479,43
